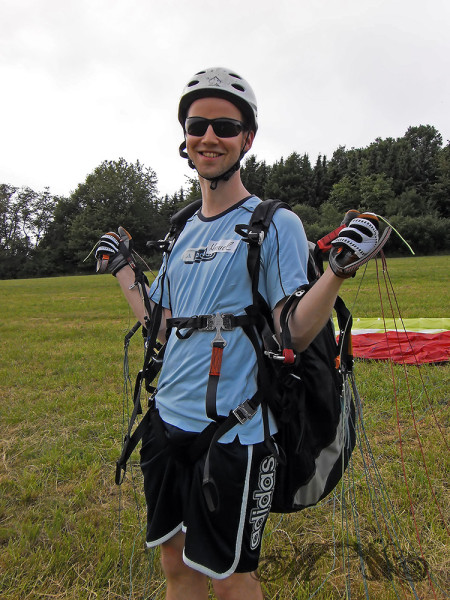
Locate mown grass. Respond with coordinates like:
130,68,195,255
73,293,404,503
0,256,449,599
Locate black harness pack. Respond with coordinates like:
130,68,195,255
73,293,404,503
116,199,356,514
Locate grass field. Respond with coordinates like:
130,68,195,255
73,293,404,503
0,255,449,599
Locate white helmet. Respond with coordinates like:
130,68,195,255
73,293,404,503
178,67,258,132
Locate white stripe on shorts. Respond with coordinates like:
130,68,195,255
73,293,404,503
182,444,254,579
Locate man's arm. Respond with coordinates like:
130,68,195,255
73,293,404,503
94,228,169,343
273,268,343,352
115,266,170,344
115,265,151,325
273,212,382,352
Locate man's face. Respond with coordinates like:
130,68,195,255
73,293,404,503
185,97,254,182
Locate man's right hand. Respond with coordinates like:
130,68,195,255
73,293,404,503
95,227,134,275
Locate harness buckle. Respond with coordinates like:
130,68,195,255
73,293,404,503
232,400,257,424
264,350,286,361
247,230,265,245
199,313,234,347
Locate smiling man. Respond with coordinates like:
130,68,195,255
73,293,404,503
95,67,381,599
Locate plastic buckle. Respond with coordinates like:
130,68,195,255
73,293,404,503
248,230,265,245
233,400,257,424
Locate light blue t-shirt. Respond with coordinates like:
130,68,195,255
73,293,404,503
149,196,309,444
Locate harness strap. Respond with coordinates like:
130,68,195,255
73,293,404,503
166,314,251,338
166,313,254,421
206,342,224,420
115,408,150,484
202,393,261,512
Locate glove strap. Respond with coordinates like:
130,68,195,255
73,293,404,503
329,226,392,278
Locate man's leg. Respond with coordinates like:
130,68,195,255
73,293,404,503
160,530,209,600
212,571,264,600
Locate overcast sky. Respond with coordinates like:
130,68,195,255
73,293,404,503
1,0,449,199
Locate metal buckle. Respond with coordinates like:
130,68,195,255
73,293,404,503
199,313,234,347
199,313,233,331
232,400,257,424
264,350,285,361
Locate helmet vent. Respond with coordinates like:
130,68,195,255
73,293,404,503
178,67,258,132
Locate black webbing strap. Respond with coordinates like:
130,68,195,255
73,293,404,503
166,313,254,422
115,370,147,484
115,407,223,485
279,284,353,373
116,200,206,485
166,314,251,337
237,199,291,302
116,243,168,486
334,295,353,372
202,392,262,512
205,340,224,421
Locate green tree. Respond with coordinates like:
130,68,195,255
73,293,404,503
403,125,442,189
327,146,352,187
385,188,429,218
36,195,82,275
291,204,319,226
312,155,330,207
329,173,395,215
265,152,314,206
66,158,163,269
328,175,360,212
359,173,395,215
183,177,202,204
241,155,270,198
428,142,450,217
0,185,59,278
159,189,186,226
296,201,343,244
0,184,27,278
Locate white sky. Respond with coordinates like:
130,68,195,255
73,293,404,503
1,0,449,199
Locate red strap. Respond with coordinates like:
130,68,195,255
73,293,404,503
209,345,224,377
317,225,345,252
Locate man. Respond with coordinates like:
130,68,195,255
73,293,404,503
95,67,380,600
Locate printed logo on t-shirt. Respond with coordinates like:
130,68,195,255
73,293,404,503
182,239,239,264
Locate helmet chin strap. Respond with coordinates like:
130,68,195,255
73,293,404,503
178,133,250,190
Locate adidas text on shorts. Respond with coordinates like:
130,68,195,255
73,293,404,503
140,420,276,578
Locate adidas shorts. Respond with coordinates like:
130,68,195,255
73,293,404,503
140,418,276,579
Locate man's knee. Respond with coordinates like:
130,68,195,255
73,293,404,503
160,532,186,577
213,571,263,600
160,543,185,578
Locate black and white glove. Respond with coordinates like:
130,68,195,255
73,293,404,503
329,213,382,278
94,226,135,275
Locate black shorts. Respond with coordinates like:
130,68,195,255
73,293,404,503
140,416,276,579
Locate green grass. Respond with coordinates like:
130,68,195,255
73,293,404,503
0,256,449,599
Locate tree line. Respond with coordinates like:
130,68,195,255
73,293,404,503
1,124,448,279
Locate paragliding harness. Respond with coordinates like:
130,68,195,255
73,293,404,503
115,198,356,513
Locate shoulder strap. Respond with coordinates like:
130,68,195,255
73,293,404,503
116,199,203,485
145,199,202,347
170,198,203,228
235,199,291,305
147,199,202,253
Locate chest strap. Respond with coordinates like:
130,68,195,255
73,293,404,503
166,313,253,421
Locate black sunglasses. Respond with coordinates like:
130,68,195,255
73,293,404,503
185,117,245,138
